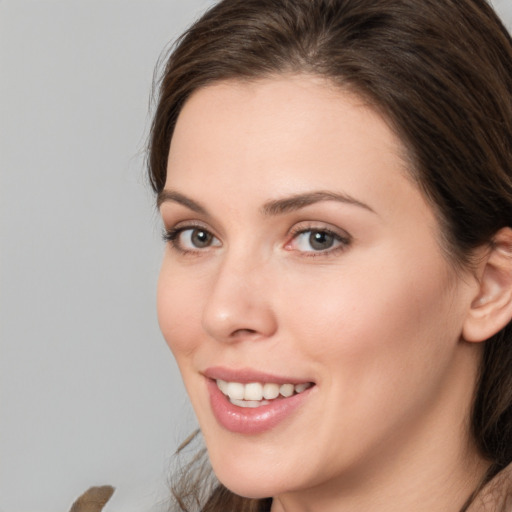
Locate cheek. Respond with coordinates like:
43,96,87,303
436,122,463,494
275,255,466,465
281,249,462,382
157,261,203,359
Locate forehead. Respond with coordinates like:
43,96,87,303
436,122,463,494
165,76,416,214
170,75,402,158
168,75,409,185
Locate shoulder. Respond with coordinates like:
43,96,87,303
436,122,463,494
467,464,512,512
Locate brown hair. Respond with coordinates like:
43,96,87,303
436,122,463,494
148,0,512,510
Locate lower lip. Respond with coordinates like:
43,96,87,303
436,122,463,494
207,379,313,435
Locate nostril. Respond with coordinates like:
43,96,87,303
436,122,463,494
231,328,258,337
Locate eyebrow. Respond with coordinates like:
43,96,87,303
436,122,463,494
261,191,376,216
157,190,208,214
157,189,375,216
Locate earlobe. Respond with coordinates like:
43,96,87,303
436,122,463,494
462,227,512,343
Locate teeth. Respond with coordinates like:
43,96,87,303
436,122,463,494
294,383,310,393
280,383,294,397
226,382,245,400
217,379,312,403
263,383,280,399
244,382,263,400
217,379,228,394
231,398,271,408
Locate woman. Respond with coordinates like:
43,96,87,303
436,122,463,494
149,0,512,510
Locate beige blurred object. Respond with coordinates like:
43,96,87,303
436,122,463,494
68,486,115,512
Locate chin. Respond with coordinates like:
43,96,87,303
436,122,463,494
209,452,291,499
217,474,282,500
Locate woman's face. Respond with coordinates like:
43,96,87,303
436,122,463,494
157,76,480,501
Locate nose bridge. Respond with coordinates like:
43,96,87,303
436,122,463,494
201,245,277,342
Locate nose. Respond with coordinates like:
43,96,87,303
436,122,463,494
201,254,278,343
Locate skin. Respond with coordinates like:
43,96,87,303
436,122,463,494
157,75,489,512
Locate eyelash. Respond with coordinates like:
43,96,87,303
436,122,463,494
162,223,352,257
162,222,219,255
286,224,351,257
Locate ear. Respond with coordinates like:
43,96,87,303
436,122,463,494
462,227,512,343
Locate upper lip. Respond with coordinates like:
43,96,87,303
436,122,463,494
203,366,314,385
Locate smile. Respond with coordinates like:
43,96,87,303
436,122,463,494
205,371,316,434
216,380,313,408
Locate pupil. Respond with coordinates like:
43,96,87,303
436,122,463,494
192,229,211,248
310,231,333,250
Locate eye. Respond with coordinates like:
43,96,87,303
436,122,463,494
163,226,221,252
287,227,350,254
180,228,218,249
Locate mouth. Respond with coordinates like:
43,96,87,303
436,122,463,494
203,368,316,434
216,379,314,408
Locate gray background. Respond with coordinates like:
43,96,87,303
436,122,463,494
1,1,511,511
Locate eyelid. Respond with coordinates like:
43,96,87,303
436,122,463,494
285,222,352,255
162,221,221,254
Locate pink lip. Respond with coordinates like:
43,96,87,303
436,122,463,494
204,366,312,385
204,368,315,435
